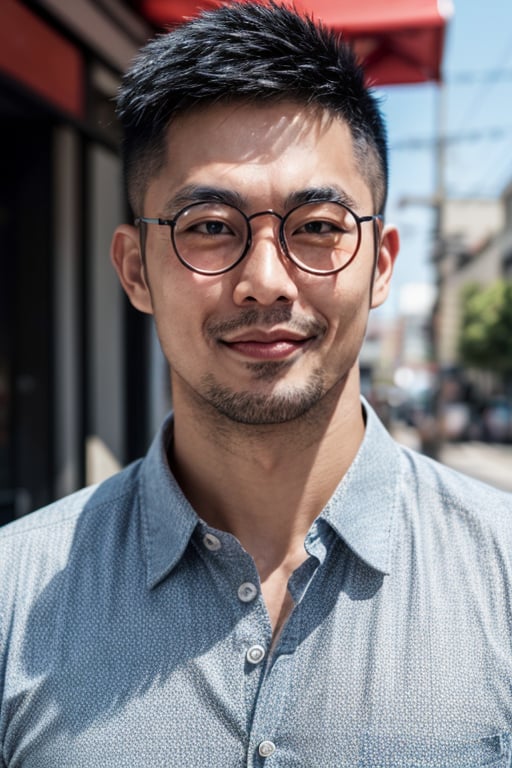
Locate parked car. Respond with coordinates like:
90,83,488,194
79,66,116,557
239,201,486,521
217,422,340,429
481,399,512,443
441,401,472,441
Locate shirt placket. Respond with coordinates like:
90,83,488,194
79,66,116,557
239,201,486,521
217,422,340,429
197,521,330,767
198,525,275,756
244,545,326,766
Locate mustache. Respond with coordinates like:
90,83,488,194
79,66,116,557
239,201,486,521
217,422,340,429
206,307,326,338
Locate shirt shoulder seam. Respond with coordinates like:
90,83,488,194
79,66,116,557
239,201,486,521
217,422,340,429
0,486,138,542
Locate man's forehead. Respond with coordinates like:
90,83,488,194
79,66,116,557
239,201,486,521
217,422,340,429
163,99,353,159
142,100,375,214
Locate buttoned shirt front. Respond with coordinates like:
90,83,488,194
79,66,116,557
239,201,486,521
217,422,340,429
1,402,512,767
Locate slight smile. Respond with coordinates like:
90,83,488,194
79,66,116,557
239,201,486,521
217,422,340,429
220,331,316,361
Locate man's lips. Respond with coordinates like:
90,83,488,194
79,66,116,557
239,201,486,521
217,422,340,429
220,330,315,360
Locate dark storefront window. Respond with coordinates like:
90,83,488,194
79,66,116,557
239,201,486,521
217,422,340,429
0,107,54,523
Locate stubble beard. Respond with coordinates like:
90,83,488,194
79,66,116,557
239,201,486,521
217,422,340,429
198,366,328,425
184,307,342,426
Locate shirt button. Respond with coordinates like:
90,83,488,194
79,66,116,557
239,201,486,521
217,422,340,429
238,582,258,602
203,533,221,551
246,644,266,665
258,740,276,758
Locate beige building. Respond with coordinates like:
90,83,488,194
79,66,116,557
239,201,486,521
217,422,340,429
435,190,512,367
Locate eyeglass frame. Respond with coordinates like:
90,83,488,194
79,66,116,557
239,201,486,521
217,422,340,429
135,200,383,276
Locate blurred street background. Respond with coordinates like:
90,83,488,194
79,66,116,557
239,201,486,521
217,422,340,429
0,0,511,524
364,0,512,495
392,422,512,493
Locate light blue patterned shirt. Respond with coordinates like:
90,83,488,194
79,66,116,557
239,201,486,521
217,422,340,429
1,401,512,767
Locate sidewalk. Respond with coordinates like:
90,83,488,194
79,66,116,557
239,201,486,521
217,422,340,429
391,423,512,493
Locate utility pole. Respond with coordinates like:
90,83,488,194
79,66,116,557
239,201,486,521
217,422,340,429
397,84,447,459
428,82,448,459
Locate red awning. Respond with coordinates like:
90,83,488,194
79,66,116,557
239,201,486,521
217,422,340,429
136,0,453,85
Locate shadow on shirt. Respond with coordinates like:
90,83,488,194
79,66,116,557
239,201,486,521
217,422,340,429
15,475,383,746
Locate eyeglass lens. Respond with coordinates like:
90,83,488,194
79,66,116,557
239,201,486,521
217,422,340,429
172,201,361,274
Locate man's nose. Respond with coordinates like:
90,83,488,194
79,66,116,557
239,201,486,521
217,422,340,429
231,217,299,306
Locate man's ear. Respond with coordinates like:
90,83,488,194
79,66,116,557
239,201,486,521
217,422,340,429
110,224,154,315
371,223,399,309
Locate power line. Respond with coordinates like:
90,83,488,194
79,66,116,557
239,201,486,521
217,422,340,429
447,68,512,84
450,128,512,197
390,126,512,151
454,145,512,198
450,34,512,136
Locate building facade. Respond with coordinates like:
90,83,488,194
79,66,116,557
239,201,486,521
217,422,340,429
0,0,171,525
435,196,508,367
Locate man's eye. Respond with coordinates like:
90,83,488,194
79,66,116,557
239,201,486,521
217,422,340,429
192,220,234,235
297,220,341,235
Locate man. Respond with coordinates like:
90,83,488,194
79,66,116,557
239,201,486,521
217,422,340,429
1,3,512,766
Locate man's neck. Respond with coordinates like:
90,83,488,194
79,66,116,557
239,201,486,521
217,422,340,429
169,378,365,558
169,375,365,636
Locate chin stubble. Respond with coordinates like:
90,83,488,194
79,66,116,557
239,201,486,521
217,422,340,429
198,369,327,425
198,307,331,424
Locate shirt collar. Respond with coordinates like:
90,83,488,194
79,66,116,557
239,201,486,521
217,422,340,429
320,398,400,575
139,415,200,589
140,398,400,588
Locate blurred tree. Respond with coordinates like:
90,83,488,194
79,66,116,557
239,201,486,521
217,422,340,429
459,280,512,389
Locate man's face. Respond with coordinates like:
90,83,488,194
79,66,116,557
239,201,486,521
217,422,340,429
113,101,397,425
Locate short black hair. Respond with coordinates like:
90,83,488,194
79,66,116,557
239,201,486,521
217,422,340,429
116,1,388,216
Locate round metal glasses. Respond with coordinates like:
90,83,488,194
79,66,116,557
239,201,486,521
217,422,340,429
135,200,382,276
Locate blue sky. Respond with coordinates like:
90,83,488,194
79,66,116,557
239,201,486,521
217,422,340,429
375,0,512,314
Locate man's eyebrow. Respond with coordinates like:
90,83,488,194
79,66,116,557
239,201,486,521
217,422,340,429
162,184,359,215
162,185,247,215
284,187,358,210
